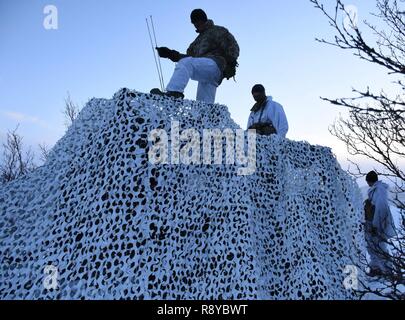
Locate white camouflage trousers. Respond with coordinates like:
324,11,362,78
366,229,392,272
166,57,221,104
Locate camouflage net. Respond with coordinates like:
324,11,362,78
0,88,364,299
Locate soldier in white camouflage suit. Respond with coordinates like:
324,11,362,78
364,171,397,277
151,9,240,104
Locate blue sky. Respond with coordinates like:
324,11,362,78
0,0,399,179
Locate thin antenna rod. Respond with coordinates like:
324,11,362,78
146,17,164,91
150,15,165,90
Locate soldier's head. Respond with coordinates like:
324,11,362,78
251,84,266,103
190,9,208,32
366,171,378,187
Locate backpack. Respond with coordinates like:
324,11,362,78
221,29,240,80
223,59,239,80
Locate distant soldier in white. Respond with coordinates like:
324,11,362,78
364,171,396,277
247,84,289,137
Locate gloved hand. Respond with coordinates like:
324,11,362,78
156,47,181,62
156,47,172,58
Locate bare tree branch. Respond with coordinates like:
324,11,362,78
63,91,80,128
38,143,51,164
0,126,37,184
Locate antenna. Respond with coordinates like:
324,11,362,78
150,16,165,90
146,16,164,91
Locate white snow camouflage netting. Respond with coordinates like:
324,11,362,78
0,88,365,299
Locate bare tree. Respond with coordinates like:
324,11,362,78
38,142,51,164
0,92,78,182
0,125,36,184
63,91,80,128
311,0,405,299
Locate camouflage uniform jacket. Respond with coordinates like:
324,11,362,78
186,20,240,75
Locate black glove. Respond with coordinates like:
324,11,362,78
156,47,181,62
156,47,171,58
